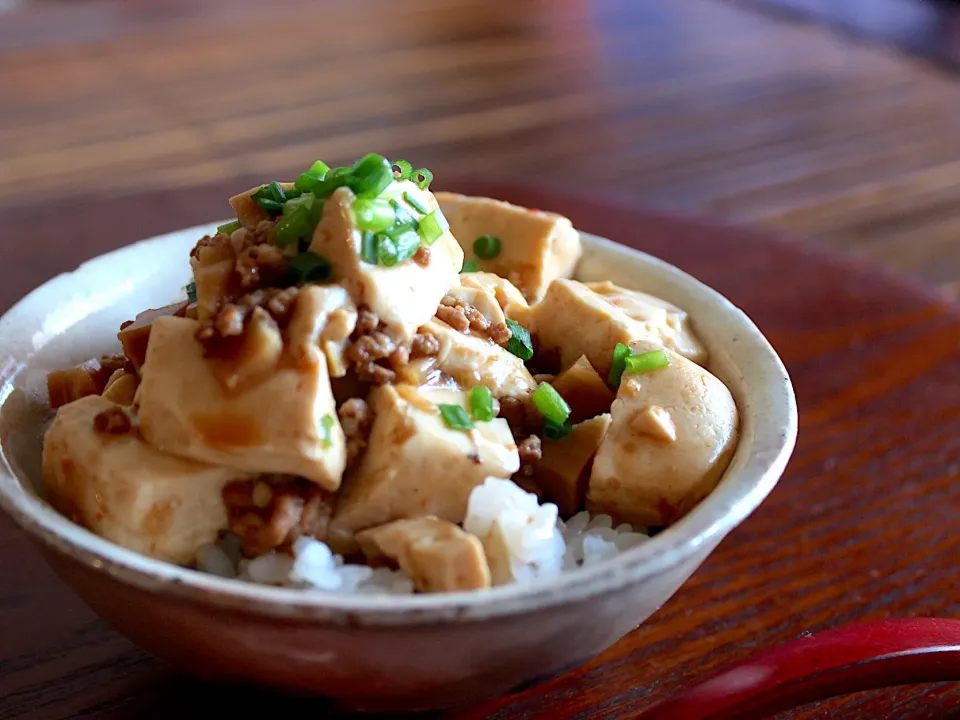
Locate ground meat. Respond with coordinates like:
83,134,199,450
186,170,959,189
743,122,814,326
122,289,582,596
222,477,333,558
93,407,132,435
498,395,544,438
388,344,410,369
517,434,542,477
435,298,470,333
339,398,374,467
489,322,511,346
235,243,287,291
410,332,441,358
345,310,401,384
355,306,379,335
190,232,232,260
195,287,300,352
436,295,511,343
412,245,430,267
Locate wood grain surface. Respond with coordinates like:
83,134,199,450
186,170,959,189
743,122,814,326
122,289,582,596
1,181,959,719
2,0,960,718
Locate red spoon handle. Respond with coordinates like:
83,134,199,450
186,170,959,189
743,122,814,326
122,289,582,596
637,618,960,720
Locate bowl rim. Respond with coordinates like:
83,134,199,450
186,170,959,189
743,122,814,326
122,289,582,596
0,223,797,626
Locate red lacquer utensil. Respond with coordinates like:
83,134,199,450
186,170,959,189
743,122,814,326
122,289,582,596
636,618,960,719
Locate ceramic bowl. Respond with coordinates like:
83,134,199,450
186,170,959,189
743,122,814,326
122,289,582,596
0,224,797,712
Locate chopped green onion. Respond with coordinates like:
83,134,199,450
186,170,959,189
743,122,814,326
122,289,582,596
412,167,434,190
607,342,633,388
532,382,571,426
252,181,287,216
307,160,330,177
288,251,332,284
360,231,378,264
390,199,417,228
348,153,394,198
376,234,399,267
217,220,240,235
473,234,501,259
275,194,321,247
403,191,429,214
256,198,284,216
391,226,421,264
417,209,448,246
438,403,473,431
185,281,197,304
624,349,670,375
295,173,321,193
504,318,534,361
544,419,572,440
461,259,478,273
311,166,351,199
352,198,396,232
319,414,335,448
392,159,413,180
469,386,494,422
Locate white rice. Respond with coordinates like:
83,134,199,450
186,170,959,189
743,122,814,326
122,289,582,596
196,477,648,594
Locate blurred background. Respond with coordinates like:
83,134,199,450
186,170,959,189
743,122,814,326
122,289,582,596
1,0,960,309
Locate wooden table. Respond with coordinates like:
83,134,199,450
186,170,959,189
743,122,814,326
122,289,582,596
1,1,959,718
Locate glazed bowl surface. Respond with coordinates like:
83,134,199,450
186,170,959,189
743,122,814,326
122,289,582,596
0,223,797,711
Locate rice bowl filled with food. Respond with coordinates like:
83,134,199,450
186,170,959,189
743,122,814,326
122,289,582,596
40,154,740,597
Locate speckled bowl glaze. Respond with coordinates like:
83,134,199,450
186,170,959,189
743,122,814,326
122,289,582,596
0,224,796,711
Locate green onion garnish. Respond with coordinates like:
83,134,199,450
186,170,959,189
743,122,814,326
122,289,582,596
347,153,394,198
391,226,422,264
544,419,572,440
294,162,330,193
413,168,434,190
288,251,332,284
392,159,413,180
352,198,396,232
275,194,321,247
461,259,478,273
217,220,240,235
468,386,494,422
311,166,351,199
403,191,429,214
503,318,533,361
417,210,449,246
361,231,378,265
532,382,571,426
607,342,633,388
307,160,330,177
185,282,197,304
473,234,501,259
376,234,399,267
319,413,335,448
390,199,416,228
252,181,289,216
624,349,670,375
438,403,473,431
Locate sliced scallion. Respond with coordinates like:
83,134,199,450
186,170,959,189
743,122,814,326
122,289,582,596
403,191,428,214
217,220,240,235
376,234,399,267
352,198,396,232
438,403,473,431
252,181,287,216
360,231,378,264
473,234,501,259
392,226,421,264
544,419,572,440
390,198,417,228
288,251,332,284
461,259,478,273
392,159,413,180
624,349,670,375
319,413,335,448
532,382,571,426
469,386,494,422
503,318,533,361
417,209,449,246
413,167,434,190
348,153,394,198
607,342,633,388
275,194,320,247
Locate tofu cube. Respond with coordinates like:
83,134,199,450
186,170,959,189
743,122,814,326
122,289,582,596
551,354,615,424
436,192,581,303
43,395,253,565
327,385,519,551
136,315,345,490
459,271,533,327
535,414,611,517
587,342,739,526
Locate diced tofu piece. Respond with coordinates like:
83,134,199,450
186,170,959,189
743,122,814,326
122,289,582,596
536,414,611,516
207,308,284,391
586,281,707,366
534,279,707,379
420,318,536,399
308,183,462,341
42,395,253,564
458,272,533,327
357,516,491,593
190,239,236,325
229,181,296,227
47,361,107,409
118,301,190,370
587,342,739,526
102,370,140,406
327,385,519,552
435,192,581,302
444,283,507,328
136,316,345,490
551,355,615,423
